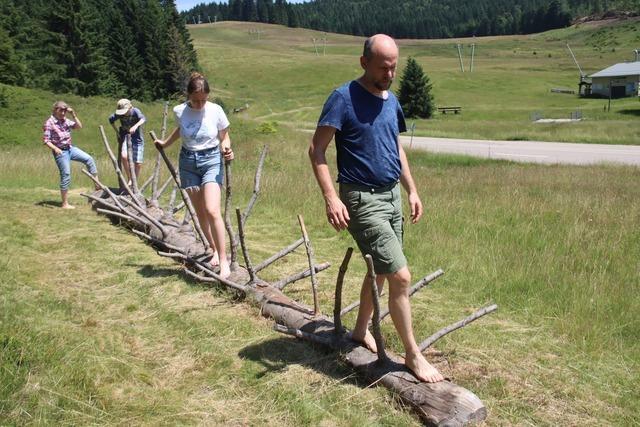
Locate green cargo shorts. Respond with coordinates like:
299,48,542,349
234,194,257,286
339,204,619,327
339,182,406,274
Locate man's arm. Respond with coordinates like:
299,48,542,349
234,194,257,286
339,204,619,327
68,108,82,129
308,125,350,231
398,141,423,224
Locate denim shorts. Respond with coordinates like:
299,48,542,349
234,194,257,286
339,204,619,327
120,138,144,163
179,146,223,189
339,182,406,274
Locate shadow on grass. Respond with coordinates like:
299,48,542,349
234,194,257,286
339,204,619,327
238,337,360,383
618,108,640,117
35,200,62,208
134,263,182,278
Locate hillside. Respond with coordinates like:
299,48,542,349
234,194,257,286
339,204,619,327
186,19,640,144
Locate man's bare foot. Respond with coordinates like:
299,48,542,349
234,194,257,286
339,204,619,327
61,204,75,209
404,351,444,383
348,329,378,353
218,261,231,279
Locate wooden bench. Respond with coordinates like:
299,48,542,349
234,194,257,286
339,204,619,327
437,106,461,114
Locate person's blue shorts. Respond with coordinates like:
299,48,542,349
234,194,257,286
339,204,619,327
178,146,223,189
120,138,144,163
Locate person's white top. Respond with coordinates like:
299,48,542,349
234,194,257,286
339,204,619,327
174,101,230,151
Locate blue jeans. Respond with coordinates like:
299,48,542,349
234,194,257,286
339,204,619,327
179,147,223,189
53,146,98,190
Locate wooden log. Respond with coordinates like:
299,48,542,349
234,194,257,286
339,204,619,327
119,196,167,237
90,181,489,426
334,248,353,336
297,215,320,315
272,262,331,290
419,304,498,352
254,237,304,273
236,208,256,283
364,254,387,362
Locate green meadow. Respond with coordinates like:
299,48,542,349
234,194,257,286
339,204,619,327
1,20,639,425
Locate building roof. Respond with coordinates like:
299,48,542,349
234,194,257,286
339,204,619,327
589,61,640,78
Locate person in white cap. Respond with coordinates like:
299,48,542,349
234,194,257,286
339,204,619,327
108,98,146,185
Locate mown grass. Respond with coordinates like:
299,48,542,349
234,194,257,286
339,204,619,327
1,21,639,426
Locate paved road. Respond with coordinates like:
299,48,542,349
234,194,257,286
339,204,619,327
400,136,640,166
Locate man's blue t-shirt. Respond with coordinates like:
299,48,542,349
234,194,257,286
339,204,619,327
108,107,146,144
317,80,406,187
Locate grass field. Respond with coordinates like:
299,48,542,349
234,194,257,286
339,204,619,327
1,20,640,426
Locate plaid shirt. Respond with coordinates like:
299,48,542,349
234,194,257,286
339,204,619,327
43,115,77,149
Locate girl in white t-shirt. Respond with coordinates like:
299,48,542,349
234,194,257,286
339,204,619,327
154,72,234,278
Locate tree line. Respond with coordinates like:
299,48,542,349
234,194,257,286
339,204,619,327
0,0,198,101
183,0,639,39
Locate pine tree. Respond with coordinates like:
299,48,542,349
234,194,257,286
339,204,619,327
397,57,434,119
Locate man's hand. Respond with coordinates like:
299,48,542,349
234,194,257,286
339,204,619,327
53,147,63,156
408,192,423,224
325,195,350,231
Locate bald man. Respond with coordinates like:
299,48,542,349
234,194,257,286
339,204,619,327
309,34,443,383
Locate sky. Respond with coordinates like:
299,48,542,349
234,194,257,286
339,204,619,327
176,0,307,13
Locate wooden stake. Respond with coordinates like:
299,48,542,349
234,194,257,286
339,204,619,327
236,207,256,283
223,160,238,269
379,269,444,320
151,101,169,202
334,248,353,335
297,214,320,315
98,125,142,208
364,254,387,362
149,130,209,250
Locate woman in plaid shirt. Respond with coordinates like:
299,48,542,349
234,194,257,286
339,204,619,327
43,101,99,209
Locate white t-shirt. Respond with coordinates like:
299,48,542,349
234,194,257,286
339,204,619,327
174,101,230,151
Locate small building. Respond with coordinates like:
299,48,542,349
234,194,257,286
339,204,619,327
588,61,640,98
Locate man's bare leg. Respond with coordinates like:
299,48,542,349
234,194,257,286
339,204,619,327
387,267,444,383
350,274,385,352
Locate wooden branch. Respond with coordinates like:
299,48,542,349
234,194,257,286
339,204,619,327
379,269,444,321
241,145,267,226
193,260,248,293
236,208,256,283
119,197,167,237
297,215,320,315
125,135,140,195
149,130,209,250
130,229,186,254
364,254,387,362
96,208,146,224
223,161,238,269
183,267,216,283
172,201,184,214
334,248,353,336
81,169,126,212
418,304,498,352
98,126,141,207
81,192,122,213
157,176,173,199
139,174,154,193
151,101,169,201
340,299,361,317
273,323,333,346
272,262,331,290
254,237,304,273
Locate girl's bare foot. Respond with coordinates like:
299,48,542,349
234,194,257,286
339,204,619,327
218,261,231,279
210,251,220,268
61,203,75,209
348,329,378,353
404,351,444,383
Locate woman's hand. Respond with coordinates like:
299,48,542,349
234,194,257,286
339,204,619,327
223,146,234,161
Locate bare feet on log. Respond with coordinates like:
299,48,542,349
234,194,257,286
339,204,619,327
348,329,378,353
404,351,444,383
210,251,220,268
61,203,76,210
219,261,231,279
